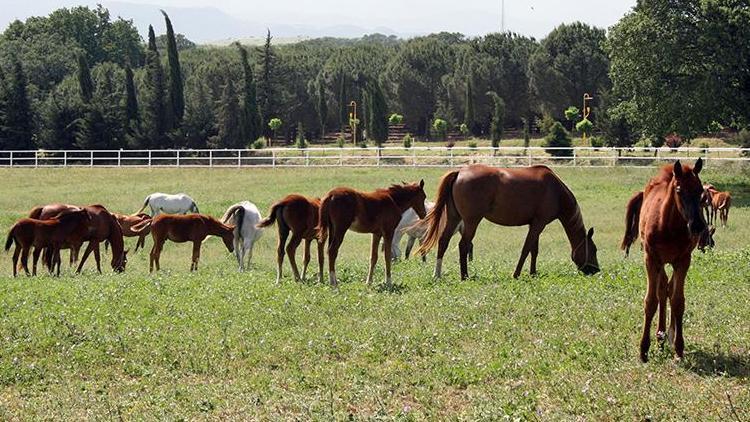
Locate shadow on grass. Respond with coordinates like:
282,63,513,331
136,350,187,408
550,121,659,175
375,282,408,294
686,348,750,378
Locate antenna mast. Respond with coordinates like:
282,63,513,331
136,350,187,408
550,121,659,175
501,0,505,32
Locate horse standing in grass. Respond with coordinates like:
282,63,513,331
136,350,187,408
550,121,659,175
318,181,427,287
221,201,263,271
257,194,324,284
709,188,732,228
136,193,199,216
632,159,705,362
418,164,599,280
5,209,90,276
113,213,151,251
31,204,127,274
133,214,234,272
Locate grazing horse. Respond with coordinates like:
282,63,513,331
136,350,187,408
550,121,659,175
221,201,263,271
709,188,732,228
317,181,427,287
113,213,151,251
136,193,199,216
418,164,599,280
5,209,90,276
623,190,716,254
257,194,324,284
32,204,127,274
133,214,234,272
28,203,83,265
636,159,705,362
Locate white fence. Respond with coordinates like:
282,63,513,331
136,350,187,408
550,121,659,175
0,146,748,168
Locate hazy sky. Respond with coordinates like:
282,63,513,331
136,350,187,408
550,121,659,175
3,0,637,40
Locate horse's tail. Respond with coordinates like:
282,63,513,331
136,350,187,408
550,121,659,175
621,191,644,256
135,195,151,215
256,201,284,228
28,206,43,219
4,226,15,252
130,219,152,234
221,204,244,225
316,196,332,242
234,206,245,236
417,170,459,256
719,194,731,210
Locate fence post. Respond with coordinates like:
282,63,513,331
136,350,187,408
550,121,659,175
64,151,68,168
450,148,454,167
209,150,213,168
412,149,416,167
177,150,181,167
305,150,309,167
272,150,276,168
90,150,94,167
148,150,152,167
527,148,532,166
573,148,577,167
117,150,121,167
35,151,38,168
9,151,13,168
237,150,241,168
339,149,343,167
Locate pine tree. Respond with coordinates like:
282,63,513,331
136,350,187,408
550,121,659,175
182,80,214,148
124,64,138,132
162,10,184,126
464,77,477,137
1,57,34,150
138,25,168,148
235,42,261,143
367,80,388,146
77,53,94,103
257,29,276,133
209,78,241,148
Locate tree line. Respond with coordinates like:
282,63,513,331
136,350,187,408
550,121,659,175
0,0,748,151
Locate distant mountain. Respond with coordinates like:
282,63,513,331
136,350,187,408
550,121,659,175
100,1,401,43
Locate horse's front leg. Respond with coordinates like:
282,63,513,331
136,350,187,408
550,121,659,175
640,255,662,362
92,243,102,273
316,239,325,284
514,222,543,278
655,268,669,346
366,234,382,285
669,256,691,360
32,247,42,276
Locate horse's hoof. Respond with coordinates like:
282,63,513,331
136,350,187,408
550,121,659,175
640,353,649,363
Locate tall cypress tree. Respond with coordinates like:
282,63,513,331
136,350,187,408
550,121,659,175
366,80,388,146
139,25,168,148
487,91,506,147
209,78,241,148
235,42,261,143
124,64,138,131
338,73,347,132
257,29,276,133
1,57,34,150
162,10,184,126
464,77,476,136
77,53,94,103
317,81,327,140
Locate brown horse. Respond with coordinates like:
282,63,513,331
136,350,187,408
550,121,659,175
113,212,151,251
134,214,235,272
709,188,732,228
317,181,427,287
257,194,324,284
32,204,127,274
5,209,90,276
418,164,599,280
636,159,705,362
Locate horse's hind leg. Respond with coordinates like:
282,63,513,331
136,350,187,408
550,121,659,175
458,219,480,280
434,216,461,278
275,222,290,283
191,241,201,271
20,245,31,276
93,243,102,273
514,222,544,279
12,244,21,277
301,239,311,281
286,232,304,282
404,235,416,260
327,226,347,287
316,239,325,284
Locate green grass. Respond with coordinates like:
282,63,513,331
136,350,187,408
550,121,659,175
0,166,748,419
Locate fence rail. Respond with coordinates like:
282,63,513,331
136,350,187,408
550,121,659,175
0,146,748,168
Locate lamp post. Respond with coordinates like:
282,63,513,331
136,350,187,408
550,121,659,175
582,93,594,144
349,101,358,145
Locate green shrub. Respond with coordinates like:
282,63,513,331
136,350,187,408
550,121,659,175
538,114,556,136
736,129,750,156
522,117,531,148
590,136,604,149
336,135,346,148
295,122,308,149
432,118,448,141
544,121,572,157
250,138,266,149
576,118,594,136
402,134,413,148
564,106,580,122
468,141,478,150
358,140,368,148
389,113,404,125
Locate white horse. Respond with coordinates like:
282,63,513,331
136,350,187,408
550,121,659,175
221,201,263,271
136,193,199,216
391,201,469,261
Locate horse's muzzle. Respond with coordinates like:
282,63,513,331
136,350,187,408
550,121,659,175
688,220,706,237
580,264,600,275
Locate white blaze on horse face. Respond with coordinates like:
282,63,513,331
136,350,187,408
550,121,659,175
434,258,443,278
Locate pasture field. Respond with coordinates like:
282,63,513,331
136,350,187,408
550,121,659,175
0,165,749,420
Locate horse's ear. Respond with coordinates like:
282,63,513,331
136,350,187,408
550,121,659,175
587,227,594,239
694,157,703,175
673,160,683,178
419,179,425,189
